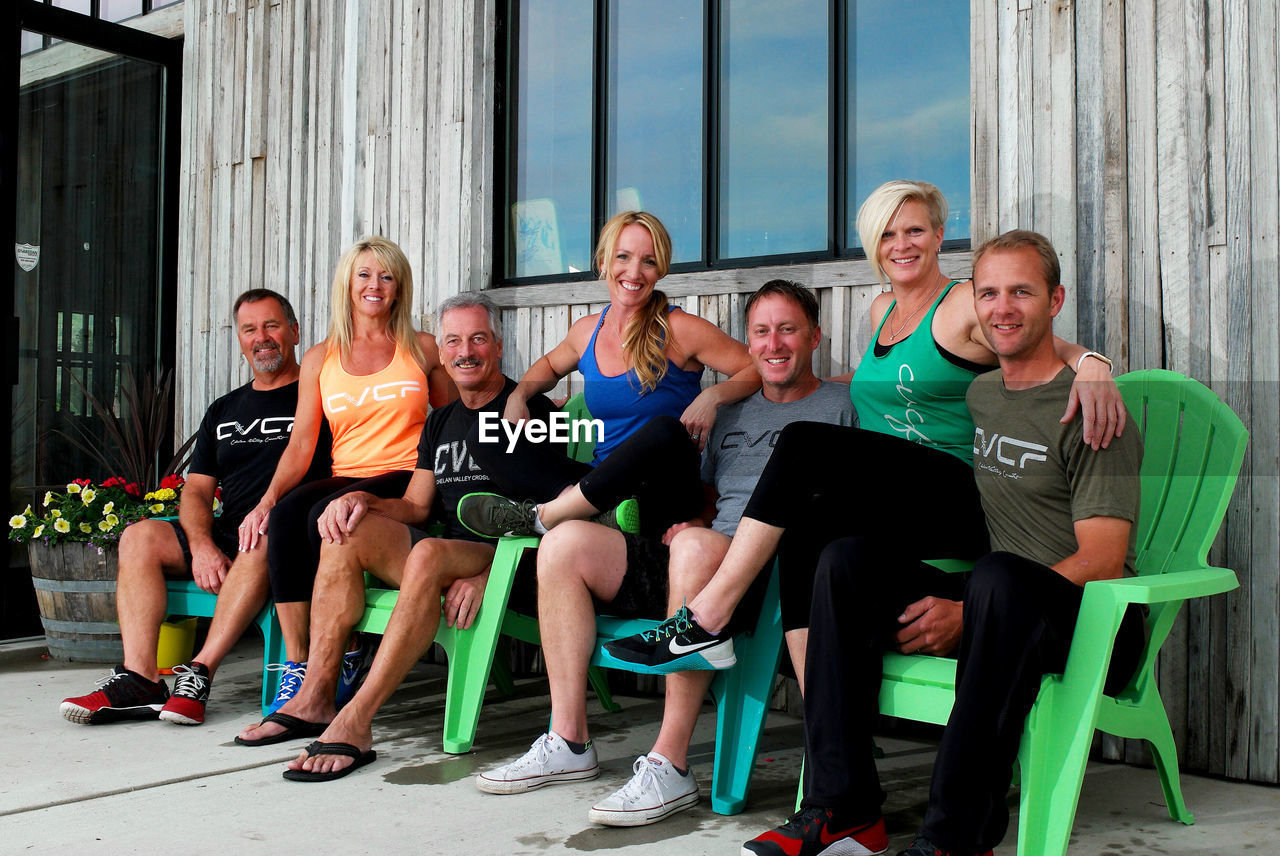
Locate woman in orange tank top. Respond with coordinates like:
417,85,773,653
236,237,451,710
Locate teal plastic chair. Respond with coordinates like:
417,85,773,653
867,370,1247,856
352,394,615,754
164,579,284,716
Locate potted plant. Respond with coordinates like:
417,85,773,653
7,363,196,662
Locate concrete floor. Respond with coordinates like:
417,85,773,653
2,636,1278,856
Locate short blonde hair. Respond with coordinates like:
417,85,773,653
326,236,425,366
855,180,949,285
593,211,674,393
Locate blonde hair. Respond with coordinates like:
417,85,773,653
593,211,674,393
326,236,425,366
855,180,949,285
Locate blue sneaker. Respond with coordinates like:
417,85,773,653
602,606,736,674
265,661,307,714
335,637,371,708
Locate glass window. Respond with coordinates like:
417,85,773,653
849,0,970,244
101,0,145,23
507,0,593,278
720,0,829,259
500,1,971,282
606,0,704,263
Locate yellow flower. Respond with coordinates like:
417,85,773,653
144,491,156,501
98,520,112,532
79,522,93,534
149,503,165,514
54,518,71,533
66,483,81,494
43,491,55,507
156,488,177,501
23,505,33,516
103,501,114,515
8,515,25,529
50,509,62,518
32,524,44,538
81,488,97,504
105,514,120,527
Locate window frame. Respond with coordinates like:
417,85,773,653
493,0,971,286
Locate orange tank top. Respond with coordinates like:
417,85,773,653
319,342,429,478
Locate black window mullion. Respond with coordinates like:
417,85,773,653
830,0,847,254
590,0,609,266
493,0,515,281
703,0,719,267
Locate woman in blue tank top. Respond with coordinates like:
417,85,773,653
462,211,757,537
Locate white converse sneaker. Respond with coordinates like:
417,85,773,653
476,731,600,794
588,752,699,826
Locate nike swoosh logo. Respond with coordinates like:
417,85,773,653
668,638,719,655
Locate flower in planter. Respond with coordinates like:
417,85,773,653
54,519,70,534
8,515,24,529
10,477,195,548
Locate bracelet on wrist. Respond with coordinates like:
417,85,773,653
1075,350,1113,374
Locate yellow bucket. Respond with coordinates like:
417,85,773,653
156,617,197,672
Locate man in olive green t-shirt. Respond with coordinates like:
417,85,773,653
895,231,1147,856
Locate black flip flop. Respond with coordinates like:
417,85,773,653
234,711,327,747
282,740,377,782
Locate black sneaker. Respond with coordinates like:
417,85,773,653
896,837,993,856
603,605,736,674
61,666,170,725
158,662,212,725
742,807,888,856
457,492,541,538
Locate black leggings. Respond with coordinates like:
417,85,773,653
468,415,703,538
742,421,989,631
267,471,413,603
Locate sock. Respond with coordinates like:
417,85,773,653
687,606,720,636
557,733,590,755
532,504,549,535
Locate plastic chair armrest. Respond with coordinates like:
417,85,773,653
1083,566,1239,607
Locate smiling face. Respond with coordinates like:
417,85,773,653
747,293,821,395
348,249,398,319
438,304,503,393
604,223,662,310
877,199,945,288
973,246,1064,361
236,296,300,375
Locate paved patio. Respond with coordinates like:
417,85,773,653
3,635,1277,855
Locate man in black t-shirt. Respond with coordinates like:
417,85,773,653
62,289,328,727
237,293,562,779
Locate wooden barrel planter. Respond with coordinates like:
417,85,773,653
27,541,123,663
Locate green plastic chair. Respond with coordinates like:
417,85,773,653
352,394,615,754
869,369,1248,856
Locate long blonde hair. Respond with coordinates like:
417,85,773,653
855,180,949,286
594,211,674,393
326,236,425,366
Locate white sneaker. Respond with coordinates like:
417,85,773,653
476,731,600,794
588,752,699,826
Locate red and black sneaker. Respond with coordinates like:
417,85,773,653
61,666,170,725
159,662,212,725
896,836,993,856
742,807,889,856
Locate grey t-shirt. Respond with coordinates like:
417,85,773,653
702,381,857,536
967,366,1143,574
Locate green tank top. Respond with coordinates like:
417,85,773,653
849,281,986,463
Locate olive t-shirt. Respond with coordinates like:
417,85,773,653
967,367,1143,574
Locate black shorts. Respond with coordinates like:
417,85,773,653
593,533,670,619
165,519,239,570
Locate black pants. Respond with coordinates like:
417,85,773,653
267,471,413,602
468,414,703,538
804,545,1146,853
743,421,989,631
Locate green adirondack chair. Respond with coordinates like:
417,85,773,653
859,369,1248,856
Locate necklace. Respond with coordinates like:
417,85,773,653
886,277,946,342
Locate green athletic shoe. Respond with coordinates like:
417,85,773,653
591,498,640,534
458,492,540,538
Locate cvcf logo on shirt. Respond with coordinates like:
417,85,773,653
973,427,1048,472
327,381,421,413
216,416,295,440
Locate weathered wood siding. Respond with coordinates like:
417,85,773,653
970,0,1280,783
174,0,1280,783
174,0,495,435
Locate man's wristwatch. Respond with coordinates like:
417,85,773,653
1076,351,1113,374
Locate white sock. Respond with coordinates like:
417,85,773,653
532,505,549,535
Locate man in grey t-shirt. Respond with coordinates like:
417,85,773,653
477,280,854,827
